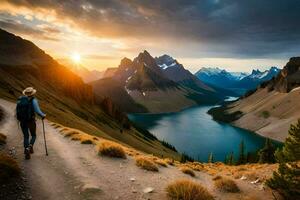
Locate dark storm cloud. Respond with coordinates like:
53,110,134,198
4,0,300,57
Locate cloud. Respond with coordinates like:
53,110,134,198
1,0,300,58
0,16,60,41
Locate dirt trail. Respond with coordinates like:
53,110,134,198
0,98,276,200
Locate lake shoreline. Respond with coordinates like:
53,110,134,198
129,105,282,162
207,105,284,143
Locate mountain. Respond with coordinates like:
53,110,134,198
102,67,118,78
0,28,178,158
156,55,238,98
91,51,228,113
155,55,213,91
208,57,300,142
232,67,280,91
195,67,248,88
67,64,104,83
195,67,280,95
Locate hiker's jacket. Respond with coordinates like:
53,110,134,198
31,98,46,118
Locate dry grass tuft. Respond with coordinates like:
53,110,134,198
212,175,222,181
51,123,63,129
135,156,159,172
0,153,20,183
98,141,126,159
183,162,204,171
63,130,80,137
0,133,7,145
214,177,239,193
154,159,168,167
180,167,196,177
165,158,175,166
166,179,214,200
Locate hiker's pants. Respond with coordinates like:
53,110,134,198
20,120,36,148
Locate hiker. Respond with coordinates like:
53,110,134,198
16,87,46,159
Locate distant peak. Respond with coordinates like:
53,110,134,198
119,57,133,68
251,69,261,74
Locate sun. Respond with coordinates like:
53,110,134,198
71,53,81,63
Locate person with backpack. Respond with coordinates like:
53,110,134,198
16,87,46,159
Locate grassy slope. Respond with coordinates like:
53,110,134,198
90,77,148,113
0,66,179,159
225,88,300,141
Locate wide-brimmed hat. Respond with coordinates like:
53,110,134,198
22,87,37,96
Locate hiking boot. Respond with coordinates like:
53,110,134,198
25,148,31,160
29,144,34,154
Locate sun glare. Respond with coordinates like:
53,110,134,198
71,53,81,63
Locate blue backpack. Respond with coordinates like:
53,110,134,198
16,96,35,122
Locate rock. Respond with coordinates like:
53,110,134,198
251,178,260,184
132,189,137,193
129,177,136,182
81,183,102,194
143,187,154,193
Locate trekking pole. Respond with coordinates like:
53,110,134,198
42,119,48,156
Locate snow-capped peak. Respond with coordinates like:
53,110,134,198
155,54,179,70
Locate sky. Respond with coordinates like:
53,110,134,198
0,0,299,73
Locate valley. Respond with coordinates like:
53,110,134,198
0,19,299,200
129,105,282,162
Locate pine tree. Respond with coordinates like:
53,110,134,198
258,138,276,163
237,140,245,165
267,119,300,199
208,152,214,163
228,151,234,165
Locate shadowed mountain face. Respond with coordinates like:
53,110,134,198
195,67,280,95
91,51,234,113
267,57,300,92
0,29,94,103
0,29,179,158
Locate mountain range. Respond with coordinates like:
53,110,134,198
208,57,300,141
91,51,236,113
195,67,280,95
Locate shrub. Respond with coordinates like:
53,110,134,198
166,179,214,200
98,141,126,159
81,139,93,144
135,156,159,172
0,153,20,183
261,111,270,119
0,133,7,145
214,177,240,193
180,167,195,177
267,119,300,199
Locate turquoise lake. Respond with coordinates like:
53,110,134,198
128,106,281,162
